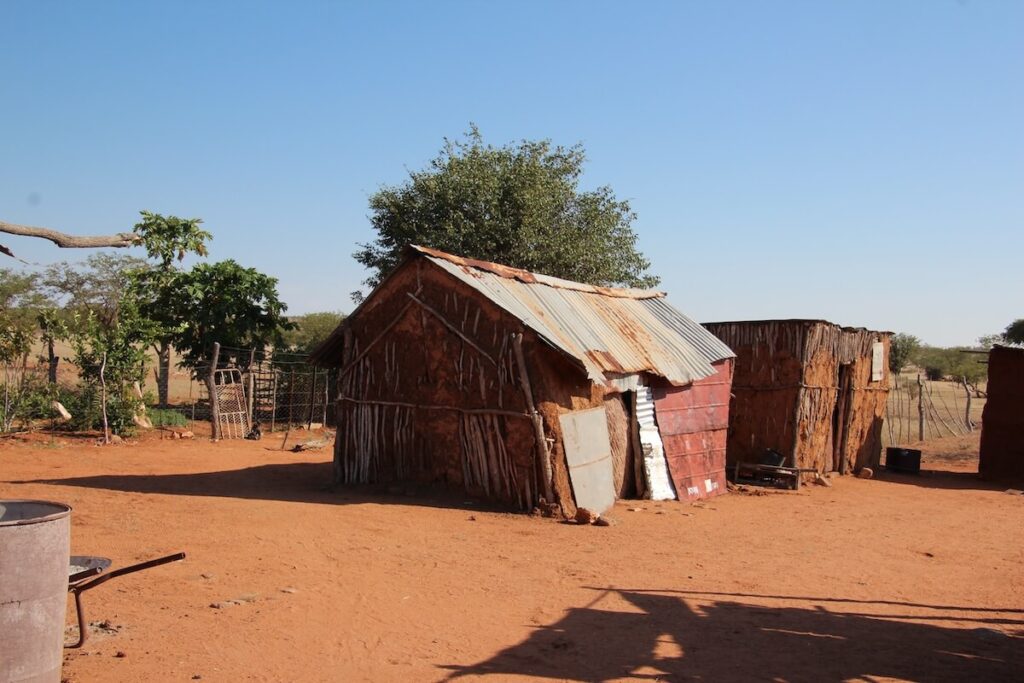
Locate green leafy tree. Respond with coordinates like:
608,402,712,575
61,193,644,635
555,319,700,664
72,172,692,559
42,253,149,328
129,211,211,405
977,333,1003,349
353,125,658,301
916,346,987,390
888,333,921,375
67,298,157,439
168,260,293,370
0,273,37,431
37,308,70,383
282,311,346,355
1003,319,1024,346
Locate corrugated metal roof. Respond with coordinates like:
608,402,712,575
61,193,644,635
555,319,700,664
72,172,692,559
414,246,734,387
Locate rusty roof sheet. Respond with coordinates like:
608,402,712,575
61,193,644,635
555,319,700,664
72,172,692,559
413,246,734,387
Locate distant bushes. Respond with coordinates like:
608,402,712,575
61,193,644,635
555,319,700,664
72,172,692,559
914,346,987,384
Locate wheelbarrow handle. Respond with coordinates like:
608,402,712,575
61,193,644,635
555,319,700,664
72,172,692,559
66,552,186,649
72,552,186,594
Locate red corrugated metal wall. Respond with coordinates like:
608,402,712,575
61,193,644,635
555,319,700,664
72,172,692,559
652,358,734,501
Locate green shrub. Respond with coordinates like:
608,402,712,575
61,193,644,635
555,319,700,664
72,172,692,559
148,408,187,428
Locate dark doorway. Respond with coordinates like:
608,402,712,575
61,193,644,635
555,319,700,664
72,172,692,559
831,364,853,473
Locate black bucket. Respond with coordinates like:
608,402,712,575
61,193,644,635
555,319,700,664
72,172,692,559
886,447,922,474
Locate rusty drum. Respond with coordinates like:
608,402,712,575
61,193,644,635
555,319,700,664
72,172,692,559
0,500,71,683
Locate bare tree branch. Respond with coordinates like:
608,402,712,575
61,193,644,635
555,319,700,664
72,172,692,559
1,220,140,254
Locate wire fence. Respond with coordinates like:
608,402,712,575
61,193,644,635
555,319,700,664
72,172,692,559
1,344,335,438
883,375,982,445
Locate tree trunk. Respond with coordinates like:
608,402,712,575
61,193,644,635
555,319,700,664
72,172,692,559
156,340,172,407
47,338,58,384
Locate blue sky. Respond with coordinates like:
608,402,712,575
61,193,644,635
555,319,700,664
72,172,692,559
1,1,1021,346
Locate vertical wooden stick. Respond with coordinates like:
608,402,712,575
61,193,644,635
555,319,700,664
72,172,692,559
245,348,256,430
917,374,926,442
208,342,221,440
962,377,973,432
100,351,110,444
512,333,553,504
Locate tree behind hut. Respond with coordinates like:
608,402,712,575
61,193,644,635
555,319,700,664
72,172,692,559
353,125,659,302
130,212,211,405
282,311,346,355
1003,319,1024,345
41,253,147,383
166,260,293,370
888,333,921,376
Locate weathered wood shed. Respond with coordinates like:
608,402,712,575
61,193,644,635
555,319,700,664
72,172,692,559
702,320,891,474
979,345,1024,481
311,246,736,514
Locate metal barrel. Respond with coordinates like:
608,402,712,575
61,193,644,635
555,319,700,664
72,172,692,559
0,500,71,683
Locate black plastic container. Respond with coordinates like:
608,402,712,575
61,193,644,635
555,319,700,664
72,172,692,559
886,447,922,474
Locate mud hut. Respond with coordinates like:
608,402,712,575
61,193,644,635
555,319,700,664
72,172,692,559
979,345,1024,481
702,320,890,474
310,246,736,514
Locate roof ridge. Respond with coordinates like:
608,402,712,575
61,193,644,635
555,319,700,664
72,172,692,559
409,244,664,300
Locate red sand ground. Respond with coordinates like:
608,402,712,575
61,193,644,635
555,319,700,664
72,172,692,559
1,430,1022,682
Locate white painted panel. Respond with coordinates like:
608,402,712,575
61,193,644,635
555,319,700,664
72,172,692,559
871,341,884,382
559,407,616,514
636,384,677,501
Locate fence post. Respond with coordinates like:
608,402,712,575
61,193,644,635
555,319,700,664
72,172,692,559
208,342,221,440
99,351,110,444
306,368,317,430
321,370,329,427
246,348,256,429
962,376,973,432
288,366,295,427
917,374,926,441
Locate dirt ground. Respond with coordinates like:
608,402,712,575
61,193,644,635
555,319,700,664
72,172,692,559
1,430,1022,682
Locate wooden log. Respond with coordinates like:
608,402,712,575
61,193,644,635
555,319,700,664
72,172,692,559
407,292,497,366
962,377,973,432
208,343,221,440
512,333,554,503
338,297,416,379
917,374,926,442
337,396,529,419
246,348,256,429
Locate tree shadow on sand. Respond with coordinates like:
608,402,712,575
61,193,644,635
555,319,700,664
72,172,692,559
8,462,513,512
439,588,1023,682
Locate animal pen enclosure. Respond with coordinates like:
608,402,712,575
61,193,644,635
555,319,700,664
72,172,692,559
205,348,333,438
170,346,332,439
703,320,891,474
311,246,736,514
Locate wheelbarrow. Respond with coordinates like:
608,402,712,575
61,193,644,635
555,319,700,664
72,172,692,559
66,552,186,648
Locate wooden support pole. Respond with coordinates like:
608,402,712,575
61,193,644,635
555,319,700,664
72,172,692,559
99,351,110,444
512,333,553,504
962,376,973,432
321,370,329,427
408,293,497,366
917,374,926,442
246,348,256,430
270,373,277,433
337,395,530,418
208,342,221,440
306,369,317,429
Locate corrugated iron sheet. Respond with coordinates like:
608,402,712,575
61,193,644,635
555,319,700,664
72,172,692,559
416,246,734,388
653,358,733,502
636,383,677,500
